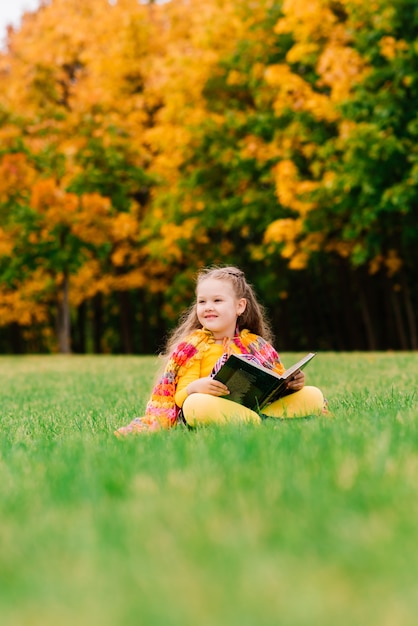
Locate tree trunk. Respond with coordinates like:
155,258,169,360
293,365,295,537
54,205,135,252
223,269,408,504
10,323,24,354
356,271,377,350
140,289,150,353
156,292,167,354
93,293,103,354
74,301,87,353
57,271,71,353
119,291,134,354
389,284,408,350
402,274,417,349
341,264,364,350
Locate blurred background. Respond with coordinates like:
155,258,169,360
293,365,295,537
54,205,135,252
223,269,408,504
0,0,416,354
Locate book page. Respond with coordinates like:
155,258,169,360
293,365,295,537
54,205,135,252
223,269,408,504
224,370,258,404
282,352,316,380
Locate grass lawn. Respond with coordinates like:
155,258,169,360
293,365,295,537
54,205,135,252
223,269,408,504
0,352,417,626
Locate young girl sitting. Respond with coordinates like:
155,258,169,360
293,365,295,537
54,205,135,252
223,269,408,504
116,266,325,435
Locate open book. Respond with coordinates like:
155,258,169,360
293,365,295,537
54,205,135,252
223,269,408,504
213,352,316,411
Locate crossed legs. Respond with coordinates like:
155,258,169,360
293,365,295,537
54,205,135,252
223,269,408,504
182,386,324,427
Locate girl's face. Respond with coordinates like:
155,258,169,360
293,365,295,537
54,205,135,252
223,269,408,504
196,278,246,339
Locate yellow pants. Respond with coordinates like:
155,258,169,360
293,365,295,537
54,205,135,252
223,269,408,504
182,386,324,427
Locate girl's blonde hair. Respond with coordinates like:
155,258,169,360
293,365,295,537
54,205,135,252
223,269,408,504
162,266,273,360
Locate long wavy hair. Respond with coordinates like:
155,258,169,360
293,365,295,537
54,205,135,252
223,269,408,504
161,266,274,362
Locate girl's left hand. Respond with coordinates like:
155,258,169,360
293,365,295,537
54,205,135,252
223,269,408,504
286,369,305,391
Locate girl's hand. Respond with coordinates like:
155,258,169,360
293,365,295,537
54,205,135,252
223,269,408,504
286,369,305,392
186,377,230,397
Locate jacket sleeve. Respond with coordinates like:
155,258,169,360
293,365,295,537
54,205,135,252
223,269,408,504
174,358,202,408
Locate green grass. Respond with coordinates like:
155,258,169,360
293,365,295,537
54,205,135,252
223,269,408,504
0,352,417,626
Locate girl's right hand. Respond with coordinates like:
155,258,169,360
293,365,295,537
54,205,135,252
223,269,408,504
186,377,230,397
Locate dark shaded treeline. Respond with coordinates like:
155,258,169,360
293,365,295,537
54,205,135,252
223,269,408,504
1,256,415,354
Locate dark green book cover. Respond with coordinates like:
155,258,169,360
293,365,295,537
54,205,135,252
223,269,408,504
213,352,316,411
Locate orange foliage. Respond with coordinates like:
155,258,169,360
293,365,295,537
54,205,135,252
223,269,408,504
0,0,410,347
72,194,112,246
0,228,14,257
0,153,36,202
30,179,78,225
369,250,403,277
0,268,50,326
69,258,111,306
142,1,275,184
30,179,116,246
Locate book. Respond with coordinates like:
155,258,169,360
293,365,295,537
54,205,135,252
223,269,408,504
213,352,316,411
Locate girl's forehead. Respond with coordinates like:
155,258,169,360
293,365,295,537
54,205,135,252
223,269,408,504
196,278,234,297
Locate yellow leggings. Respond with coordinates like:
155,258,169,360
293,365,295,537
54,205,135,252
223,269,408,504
182,386,324,427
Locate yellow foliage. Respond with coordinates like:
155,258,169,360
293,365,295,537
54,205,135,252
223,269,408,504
158,223,183,262
144,124,192,184
69,259,112,306
71,193,112,246
303,232,325,252
0,228,14,257
111,212,139,242
339,120,358,140
274,160,298,206
385,249,403,277
369,250,403,277
140,0,275,186
288,251,309,270
325,240,354,258
264,217,314,270
271,0,371,122
31,179,79,226
369,254,383,275
264,217,303,245
29,181,115,247
263,2,374,277
317,43,369,103
379,36,409,60
219,239,234,255
80,193,111,216
0,0,405,331
0,268,50,326
286,42,319,64
240,134,280,162
109,270,146,292
275,0,337,41
273,160,318,215
111,244,131,268
265,64,338,122
0,124,23,147
281,241,297,259
227,70,245,86
0,153,36,201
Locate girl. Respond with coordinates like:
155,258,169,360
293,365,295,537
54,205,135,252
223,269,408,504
116,266,325,435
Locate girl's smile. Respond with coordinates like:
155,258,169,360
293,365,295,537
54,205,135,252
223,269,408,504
196,278,246,340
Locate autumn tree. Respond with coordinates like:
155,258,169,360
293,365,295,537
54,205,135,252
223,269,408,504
0,0,157,352
263,0,418,348
138,1,287,321
0,0,417,352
